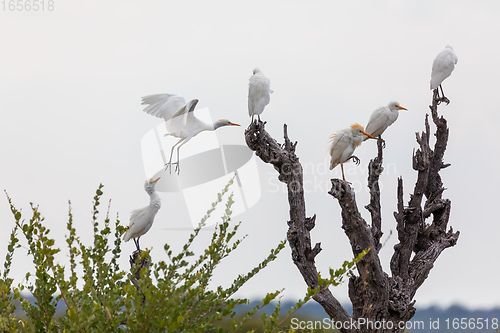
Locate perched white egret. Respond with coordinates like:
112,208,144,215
364,102,407,143
124,177,161,252
248,68,273,122
330,124,374,181
141,94,240,174
430,45,458,103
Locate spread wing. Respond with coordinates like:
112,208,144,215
141,94,186,121
165,99,199,136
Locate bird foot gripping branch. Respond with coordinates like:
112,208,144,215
436,95,450,106
430,45,458,106
129,249,151,290
245,86,459,332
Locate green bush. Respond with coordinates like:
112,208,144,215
1,180,365,332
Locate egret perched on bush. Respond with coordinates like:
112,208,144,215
330,124,374,181
248,68,273,122
364,102,407,144
141,94,240,174
430,45,458,104
124,177,161,251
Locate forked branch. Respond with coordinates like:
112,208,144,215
245,121,351,326
244,88,459,332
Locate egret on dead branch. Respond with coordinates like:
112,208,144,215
364,102,407,143
330,124,374,181
248,68,273,122
141,94,240,174
430,45,458,104
123,177,161,252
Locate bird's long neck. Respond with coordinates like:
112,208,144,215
149,191,161,211
212,120,226,130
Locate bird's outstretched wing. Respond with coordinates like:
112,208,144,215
141,94,187,121
165,99,199,136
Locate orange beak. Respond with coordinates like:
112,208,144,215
150,177,161,184
361,131,375,139
229,122,241,126
397,105,408,111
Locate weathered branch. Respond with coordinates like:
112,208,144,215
245,121,351,326
244,87,459,332
426,89,450,202
407,90,459,291
390,110,431,282
365,138,384,251
388,89,459,325
329,179,389,322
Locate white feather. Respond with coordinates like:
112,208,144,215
364,102,405,140
141,94,187,121
329,130,353,170
140,93,239,172
430,45,458,90
248,68,273,117
329,125,368,170
123,179,161,245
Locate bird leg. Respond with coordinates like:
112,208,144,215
440,84,450,105
165,146,176,174
173,137,192,175
436,85,450,105
346,155,360,165
378,136,386,149
175,147,181,174
251,114,262,125
165,138,184,174
133,237,141,252
341,157,360,184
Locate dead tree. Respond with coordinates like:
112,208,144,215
244,90,459,332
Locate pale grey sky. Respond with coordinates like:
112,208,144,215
1,0,499,309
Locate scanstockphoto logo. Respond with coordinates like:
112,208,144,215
141,108,261,227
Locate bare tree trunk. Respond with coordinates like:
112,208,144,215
244,90,459,332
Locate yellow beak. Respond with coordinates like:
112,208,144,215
361,131,375,139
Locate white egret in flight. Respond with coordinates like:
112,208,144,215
330,124,374,181
430,45,458,104
364,102,407,144
124,177,161,252
141,94,240,174
248,68,273,122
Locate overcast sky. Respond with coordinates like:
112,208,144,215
1,1,499,310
